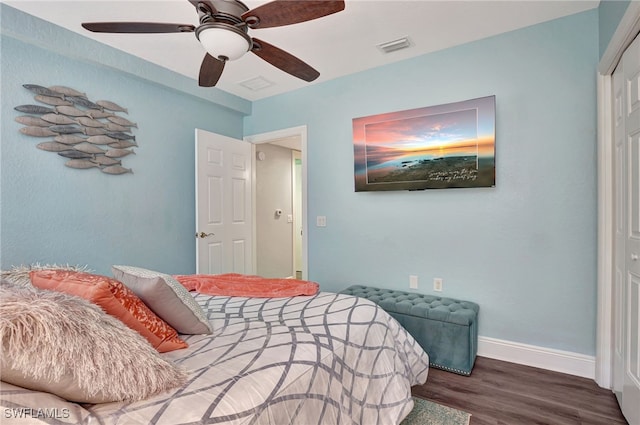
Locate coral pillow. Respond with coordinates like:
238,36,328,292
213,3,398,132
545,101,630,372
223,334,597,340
30,270,187,353
1,263,93,286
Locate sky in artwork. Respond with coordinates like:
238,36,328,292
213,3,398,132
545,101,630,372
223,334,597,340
361,108,493,170
353,96,496,179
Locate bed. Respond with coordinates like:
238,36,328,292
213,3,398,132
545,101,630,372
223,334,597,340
1,288,430,424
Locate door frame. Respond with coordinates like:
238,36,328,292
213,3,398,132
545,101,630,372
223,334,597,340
244,125,308,280
596,1,640,389
292,149,303,278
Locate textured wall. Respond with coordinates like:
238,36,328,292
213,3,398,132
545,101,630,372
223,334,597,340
0,6,247,276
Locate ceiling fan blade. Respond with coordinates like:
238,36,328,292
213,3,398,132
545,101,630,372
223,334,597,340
199,53,225,87
251,38,319,82
82,22,195,33
242,1,345,29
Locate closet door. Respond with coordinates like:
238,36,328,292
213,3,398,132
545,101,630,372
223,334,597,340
613,33,640,425
612,53,625,406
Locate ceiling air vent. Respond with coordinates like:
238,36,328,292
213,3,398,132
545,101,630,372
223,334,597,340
377,36,412,54
239,76,274,91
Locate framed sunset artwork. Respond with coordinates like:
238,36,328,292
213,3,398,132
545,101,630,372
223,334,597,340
353,95,496,191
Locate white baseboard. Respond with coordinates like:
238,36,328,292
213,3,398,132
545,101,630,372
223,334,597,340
477,336,596,380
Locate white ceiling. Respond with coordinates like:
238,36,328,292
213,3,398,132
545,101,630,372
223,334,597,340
5,0,599,101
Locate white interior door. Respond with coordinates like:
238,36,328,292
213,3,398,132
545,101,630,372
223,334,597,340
612,54,625,406
195,129,252,275
612,33,640,425
621,33,640,425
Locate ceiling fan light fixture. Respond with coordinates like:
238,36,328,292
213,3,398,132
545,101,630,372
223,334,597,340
196,23,251,61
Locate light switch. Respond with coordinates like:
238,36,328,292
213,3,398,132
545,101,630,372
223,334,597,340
287,214,293,223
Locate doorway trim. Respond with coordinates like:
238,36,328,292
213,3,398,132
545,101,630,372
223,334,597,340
596,1,640,389
244,125,308,280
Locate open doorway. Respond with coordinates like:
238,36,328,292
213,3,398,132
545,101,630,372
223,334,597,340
245,126,307,280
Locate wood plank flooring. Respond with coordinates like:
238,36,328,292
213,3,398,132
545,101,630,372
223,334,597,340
411,356,628,425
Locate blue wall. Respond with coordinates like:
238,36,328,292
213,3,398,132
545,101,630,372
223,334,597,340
598,0,630,59
245,10,599,355
0,5,606,357
0,5,249,276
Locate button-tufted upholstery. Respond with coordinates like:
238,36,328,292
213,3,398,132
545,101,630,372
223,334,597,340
340,285,479,375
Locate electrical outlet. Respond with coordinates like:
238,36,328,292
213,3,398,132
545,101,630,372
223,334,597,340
409,275,418,289
433,278,443,292
316,216,326,227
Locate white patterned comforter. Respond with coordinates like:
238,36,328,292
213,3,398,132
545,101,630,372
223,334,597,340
1,292,429,424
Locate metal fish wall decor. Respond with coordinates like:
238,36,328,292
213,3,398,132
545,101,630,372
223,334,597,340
14,84,138,175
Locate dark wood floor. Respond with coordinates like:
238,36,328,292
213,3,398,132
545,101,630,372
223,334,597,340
411,356,628,425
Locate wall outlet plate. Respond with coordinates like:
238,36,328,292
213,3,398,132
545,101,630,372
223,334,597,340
433,278,443,292
409,275,418,289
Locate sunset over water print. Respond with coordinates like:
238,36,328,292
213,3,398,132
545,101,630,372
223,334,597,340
353,96,495,191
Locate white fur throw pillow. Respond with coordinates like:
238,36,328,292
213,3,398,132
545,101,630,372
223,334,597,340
0,281,188,403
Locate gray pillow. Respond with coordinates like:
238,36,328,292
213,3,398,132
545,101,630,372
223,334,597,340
112,265,212,335
0,281,188,403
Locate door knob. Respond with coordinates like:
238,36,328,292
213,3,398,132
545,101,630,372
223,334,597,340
196,232,215,239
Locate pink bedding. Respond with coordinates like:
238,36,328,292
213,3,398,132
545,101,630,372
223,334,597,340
173,273,319,297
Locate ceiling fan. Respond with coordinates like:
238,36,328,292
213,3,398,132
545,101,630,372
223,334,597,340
82,0,345,87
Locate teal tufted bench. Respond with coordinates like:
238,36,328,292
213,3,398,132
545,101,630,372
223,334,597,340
340,285,479,376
